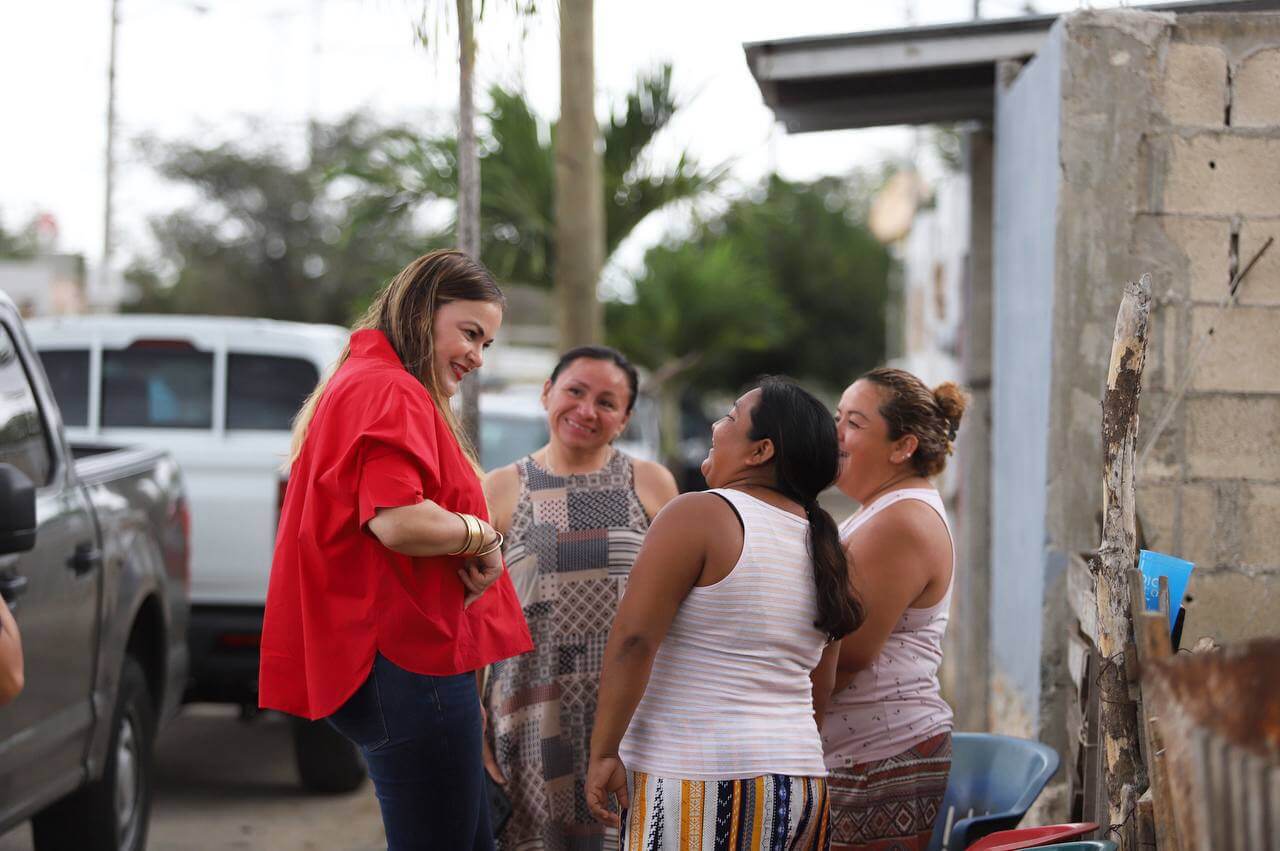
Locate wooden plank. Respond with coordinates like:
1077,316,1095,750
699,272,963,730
1242,750,1268,851
1093,276,1153,851
1136,789,1156,849
1146,714,1181,851
1269,765,1280,851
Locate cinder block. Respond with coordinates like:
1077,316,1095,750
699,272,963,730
1180,570,1280,647
1163,43,1228,126
1142,306,1182,395
1180,483,1217,568
1138,482,1177,552
1238,221,1280,306
1138,389,1182,480
1162,134,1280,216
1189,306,1280,393
1160,217,1232,303
1186,395,1280,479
1233,47,1280,128
1243,483,1280,567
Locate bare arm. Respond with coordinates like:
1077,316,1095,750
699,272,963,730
366,499,492,558
632,459,680,521
0,596,24,706
834,506,939,693
367,502,503,607
585,492,724,826
811,641,840,729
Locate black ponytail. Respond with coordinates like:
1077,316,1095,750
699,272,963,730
748,378,864,641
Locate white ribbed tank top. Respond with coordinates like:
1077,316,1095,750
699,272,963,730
822,487,955,768
618,488,830,780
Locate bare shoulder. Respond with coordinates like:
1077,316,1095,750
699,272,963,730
481,463,522,533
481,462,520,499
859,498,942,543
632,458,679,518
649,490,733,530
633,458,677,491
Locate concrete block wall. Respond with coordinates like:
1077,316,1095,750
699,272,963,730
991,9,1280,762
1131,13,1280,649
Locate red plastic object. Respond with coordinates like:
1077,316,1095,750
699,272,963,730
965,822,1099,850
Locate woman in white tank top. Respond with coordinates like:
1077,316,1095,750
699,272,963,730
823,368,968,851
584,378,864,850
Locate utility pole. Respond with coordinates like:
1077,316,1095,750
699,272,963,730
101,0,120,311
456,0,482,445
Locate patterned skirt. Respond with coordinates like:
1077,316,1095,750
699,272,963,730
826,731,952,851
622,771,830,850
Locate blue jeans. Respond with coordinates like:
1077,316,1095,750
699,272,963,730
326,653,493,851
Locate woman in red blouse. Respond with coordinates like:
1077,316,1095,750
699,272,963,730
260,249,533,850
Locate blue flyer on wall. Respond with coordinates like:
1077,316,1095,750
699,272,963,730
1137,549,1194,634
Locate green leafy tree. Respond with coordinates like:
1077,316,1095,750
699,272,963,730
124,117,433,323
0,214,42,259
339,65,724,289
609,174,890,398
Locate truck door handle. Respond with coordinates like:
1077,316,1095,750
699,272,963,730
0,572,28,603
70,543,102,575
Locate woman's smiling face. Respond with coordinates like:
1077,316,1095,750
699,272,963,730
700,388,765,488
430,299,502,397
542,357,633,452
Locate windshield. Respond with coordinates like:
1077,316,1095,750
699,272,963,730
480,413,548,471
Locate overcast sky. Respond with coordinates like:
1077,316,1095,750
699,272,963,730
2,0,1128,280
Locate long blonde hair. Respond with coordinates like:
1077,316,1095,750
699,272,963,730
288,249,505,468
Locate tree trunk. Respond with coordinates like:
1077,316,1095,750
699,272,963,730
1092,274,1153,850
456,0,481,446
554,0,604,349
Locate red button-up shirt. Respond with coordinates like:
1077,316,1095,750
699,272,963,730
259,329,532,720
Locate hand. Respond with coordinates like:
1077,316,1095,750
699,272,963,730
482,734,507,785
459,542,504,608
584,753,629,828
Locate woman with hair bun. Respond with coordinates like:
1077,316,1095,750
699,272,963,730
823,367,968,851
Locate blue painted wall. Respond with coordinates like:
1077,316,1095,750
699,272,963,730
991,22,1064,726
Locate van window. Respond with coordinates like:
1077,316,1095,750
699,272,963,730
0,327,52,485
226,354,319,431
102,347,214,429
480,414,549,470
38,349,89,427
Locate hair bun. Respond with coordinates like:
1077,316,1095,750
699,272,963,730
932,382,968,439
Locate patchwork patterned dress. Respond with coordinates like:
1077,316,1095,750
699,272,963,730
484,450,651,851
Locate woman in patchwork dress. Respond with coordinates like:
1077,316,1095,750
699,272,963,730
482,346,679,850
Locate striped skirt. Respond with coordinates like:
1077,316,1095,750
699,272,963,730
622,771,830,850
826,731,952,851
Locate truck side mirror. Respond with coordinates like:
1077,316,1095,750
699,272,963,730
0,463,36,555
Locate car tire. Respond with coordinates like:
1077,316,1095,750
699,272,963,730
32,657,155,851
291,716,367,794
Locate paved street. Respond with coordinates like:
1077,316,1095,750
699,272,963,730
0,706,384,851
0,486,857,851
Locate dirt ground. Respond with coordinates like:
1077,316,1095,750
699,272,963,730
0,705,385,851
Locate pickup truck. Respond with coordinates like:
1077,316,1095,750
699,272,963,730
26,314,364,793
0,293,190,851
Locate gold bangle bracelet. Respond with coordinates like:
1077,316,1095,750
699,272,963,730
464,514,484,556
448,512,475,556
474,531,504,558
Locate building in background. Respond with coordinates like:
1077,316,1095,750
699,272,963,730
749,0,1280,822
0,254,88,317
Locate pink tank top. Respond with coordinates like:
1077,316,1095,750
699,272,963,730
822,488,955,768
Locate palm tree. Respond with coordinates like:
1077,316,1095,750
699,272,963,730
338,65,725,293
555,0,603,348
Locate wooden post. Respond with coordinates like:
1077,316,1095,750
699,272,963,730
1092,274,1153,849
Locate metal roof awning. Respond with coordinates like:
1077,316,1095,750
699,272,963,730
745,0,1280,132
